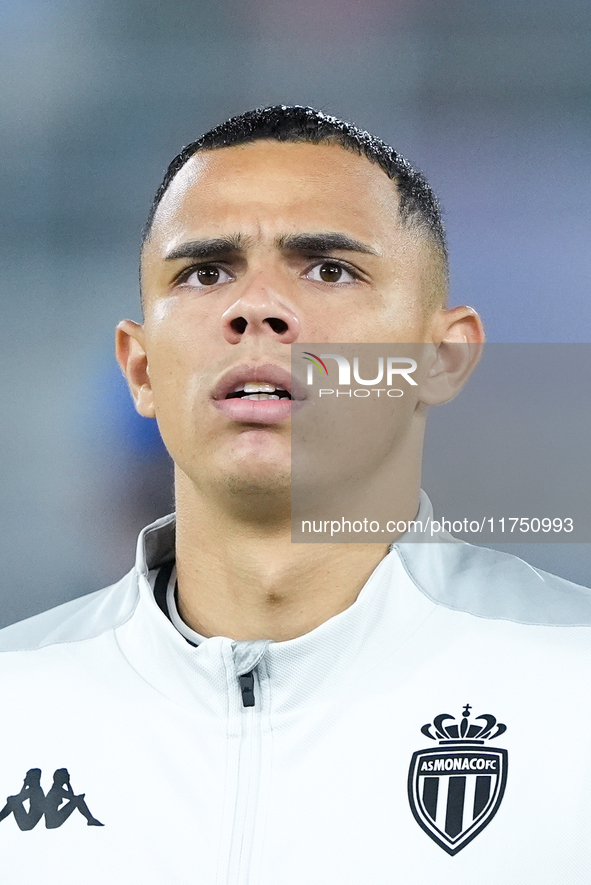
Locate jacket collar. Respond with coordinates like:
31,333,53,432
119,495,437,711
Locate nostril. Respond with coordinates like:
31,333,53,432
266,317,289,334
230,317,248,334
228,315,290,336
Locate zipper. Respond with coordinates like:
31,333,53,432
225,666,262,883
219,641,269,884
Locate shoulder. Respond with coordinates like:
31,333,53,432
0,569,139,654
394,539,591,626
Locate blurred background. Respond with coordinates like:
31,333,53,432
1,0,590,626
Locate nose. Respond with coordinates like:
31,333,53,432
221,279,300,345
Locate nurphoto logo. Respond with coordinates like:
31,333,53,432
302,352,417,397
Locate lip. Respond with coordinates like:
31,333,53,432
211,363,306,425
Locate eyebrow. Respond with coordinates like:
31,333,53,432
165,235,245,262
278,232,379,256
164,232,378,262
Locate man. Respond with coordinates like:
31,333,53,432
0,106,590,883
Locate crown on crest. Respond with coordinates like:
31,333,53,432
421,704,507,743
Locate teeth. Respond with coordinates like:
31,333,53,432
242,382,277,393
226,381,290,400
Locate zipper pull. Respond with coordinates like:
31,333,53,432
239,671,255,707
233,640,269,708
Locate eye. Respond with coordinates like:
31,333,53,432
181,264,234,287
304,261,357,284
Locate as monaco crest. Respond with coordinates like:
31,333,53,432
408,705,508,855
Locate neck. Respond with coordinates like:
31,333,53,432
172,469,419,642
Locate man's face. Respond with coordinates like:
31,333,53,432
126,141,448,498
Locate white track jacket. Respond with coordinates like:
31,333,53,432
1,495,591,884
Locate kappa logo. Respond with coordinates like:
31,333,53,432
0,768,103,830
408,705,507,855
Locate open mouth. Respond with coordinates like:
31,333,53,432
211,365,303,424
225,382,292,402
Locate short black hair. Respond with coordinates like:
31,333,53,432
142,105,447,262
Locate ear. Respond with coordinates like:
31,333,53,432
420,306,485,406
115,320,156,418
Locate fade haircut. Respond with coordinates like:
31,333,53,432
141,105,447,264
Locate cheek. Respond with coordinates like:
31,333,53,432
144,330,201,426
332,298,428,344
144,350,203,470
146,306,206,380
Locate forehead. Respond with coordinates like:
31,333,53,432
146,140,404,253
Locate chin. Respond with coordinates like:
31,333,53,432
221,432,290,479
224,465,291,497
